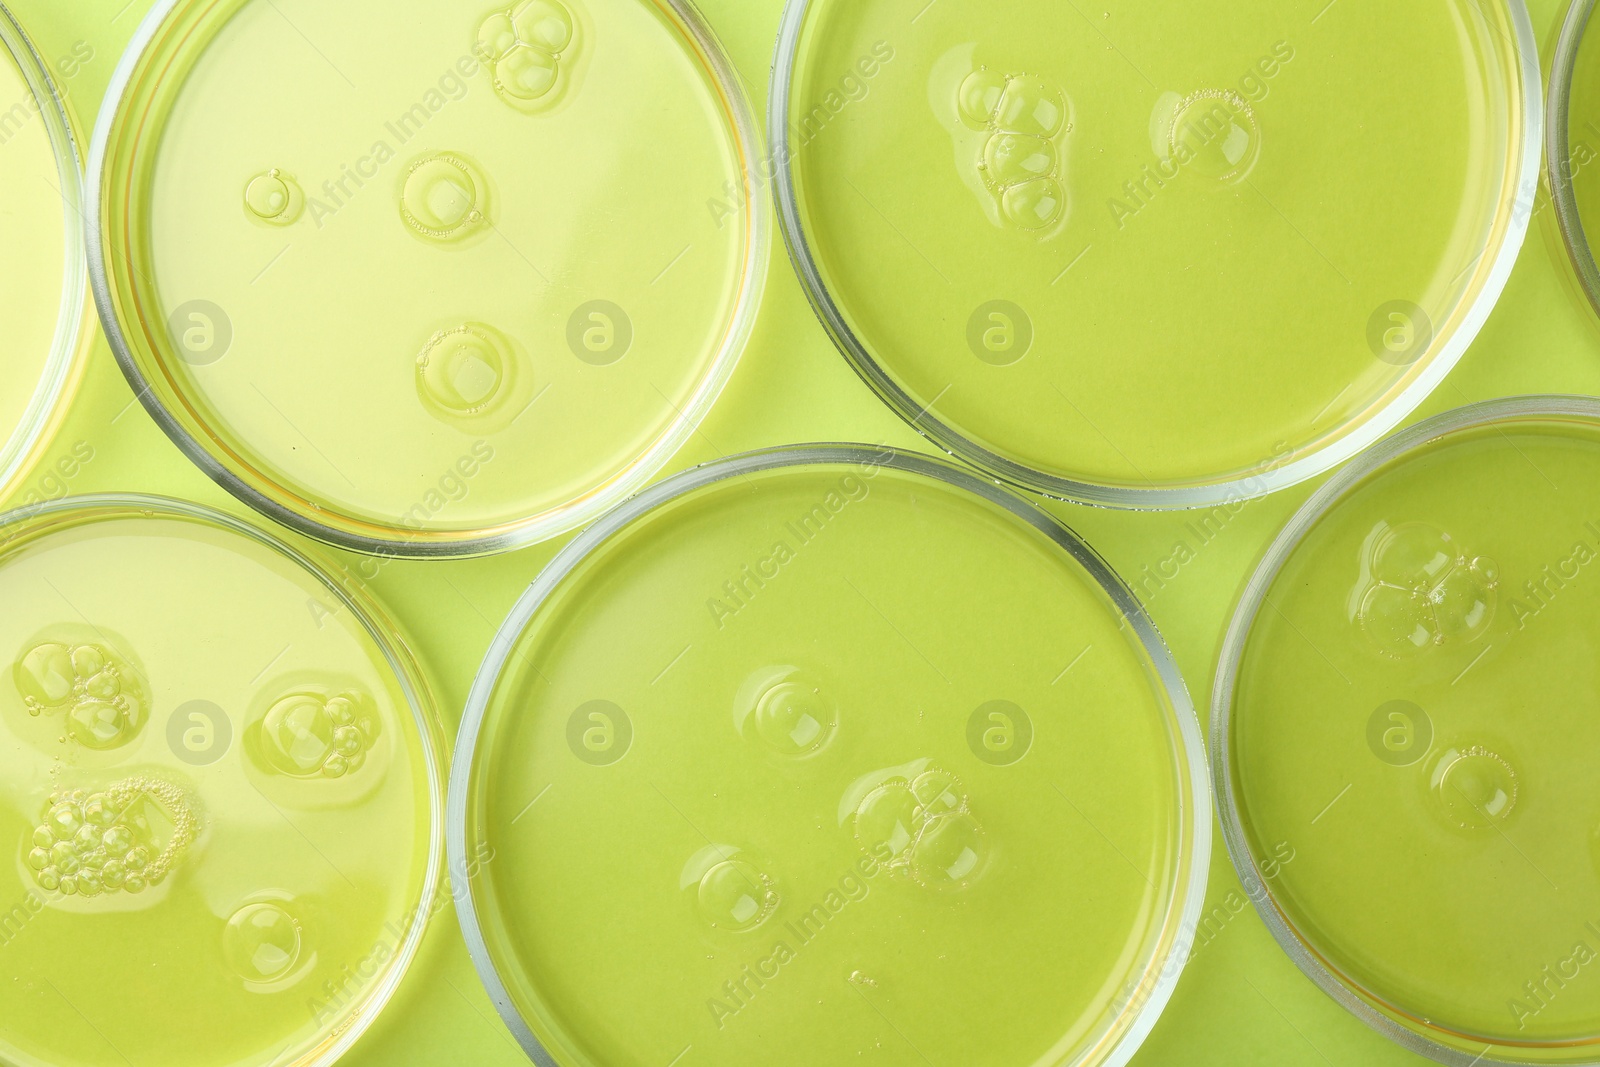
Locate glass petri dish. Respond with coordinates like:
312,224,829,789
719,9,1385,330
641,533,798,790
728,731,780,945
1215,397,1600,1065
89,0,766,557
449,445,1210,1067
0,495,444,1067
1550,0,1600,318
772,0,1539,509
0,5,90,502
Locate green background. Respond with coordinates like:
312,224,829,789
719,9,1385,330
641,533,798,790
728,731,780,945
7,0,1593,1063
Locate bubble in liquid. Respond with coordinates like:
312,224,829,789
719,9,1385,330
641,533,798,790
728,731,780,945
697,858,779,932
854,782,921,859
1354,523,1498,658
948,64,1072,233
1167,90,1260,182
850,763,990,892
224,902,303,982
399,153,488,242
14,639,148,749
26,778,198,899
511,0,574,51
750,675,837,757
1433,746,1518,830
1002,178,1065,231
416,322,523,424
958,68,1007,128
983,134,1055,186
243,169,304,225
257,690,381,780
478,1,578,113
909,811,988,890
995,75,1066,137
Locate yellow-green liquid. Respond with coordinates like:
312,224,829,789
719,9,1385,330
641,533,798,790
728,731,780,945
789,0,1521,492
0,40,71,495
1232,416,1600,1059
102,0,752,545
465,460,1199,1066
0,504,436,1067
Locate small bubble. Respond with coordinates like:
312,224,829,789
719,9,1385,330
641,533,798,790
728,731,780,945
511,0,574,51
995,75,1067,137
399,153,489,242
1000,177,1065,230
243,169,303,226
958,69,1007,128
1432,745,1518,830
1168,90,1259,182
740,670,837,757
223,902,303,982
415,322,524,424
697,858,779,932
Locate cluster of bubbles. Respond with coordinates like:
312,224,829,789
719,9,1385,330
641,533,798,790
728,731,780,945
257,690,380,779
476,0,577,113
1354,522,1499,657
15,640,148,749
26,779,197,897
852,765,987,891
957,67,1070,232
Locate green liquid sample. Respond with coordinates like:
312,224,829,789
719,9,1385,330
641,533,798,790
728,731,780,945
459,452,1205,1066
0,501,440,1067
782,0,1526,499
96,0,758,551
1228,407,1600,1060
0,21,83,498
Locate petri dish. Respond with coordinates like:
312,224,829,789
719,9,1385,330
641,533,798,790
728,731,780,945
449,445,1210,1067
88,0,766,557
0,5,91,503
1215,396,1600,1065
0,495,444,1067
1550,0,1600,319
772,0,1540,509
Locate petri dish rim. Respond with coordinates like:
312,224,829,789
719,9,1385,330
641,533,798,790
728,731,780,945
447,442,1214,1067
1548,0,1600,320
768,0,1544,513
0,3,90,502
1210,395,1600,1067
84,0,770,559
0,490,449,1067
